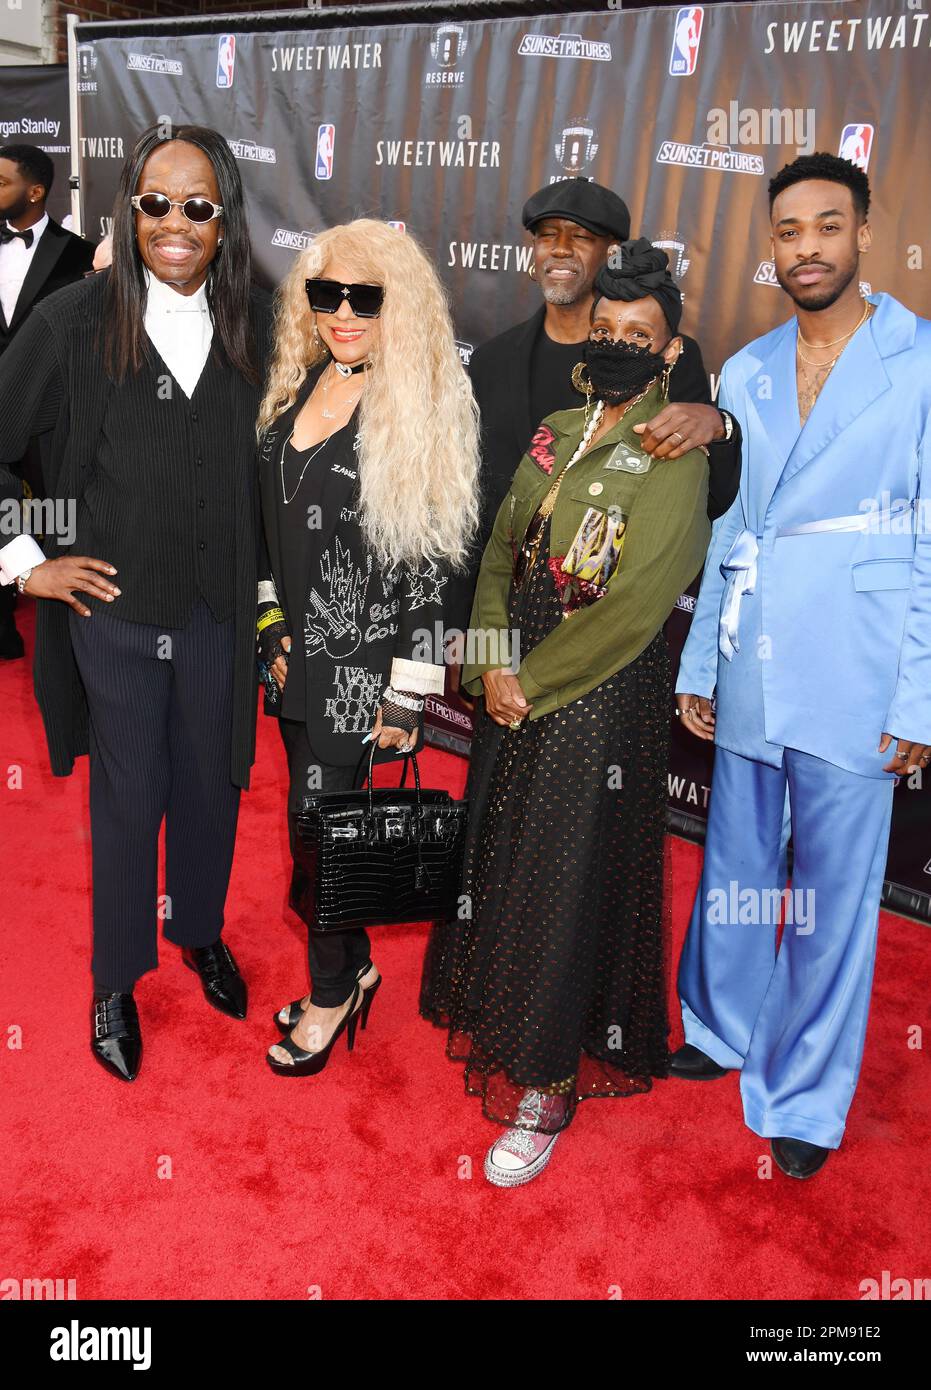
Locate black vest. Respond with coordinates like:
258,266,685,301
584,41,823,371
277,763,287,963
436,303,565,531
75,343,238,627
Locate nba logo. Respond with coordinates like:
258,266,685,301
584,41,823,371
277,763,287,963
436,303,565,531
669,7,703,76
315,124,335,180
838,123,874,172
216,34,235,89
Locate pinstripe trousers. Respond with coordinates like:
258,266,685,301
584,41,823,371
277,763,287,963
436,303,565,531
69,597,241,993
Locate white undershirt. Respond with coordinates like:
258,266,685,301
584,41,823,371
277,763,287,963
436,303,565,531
142,265,213,399
0,211,49,325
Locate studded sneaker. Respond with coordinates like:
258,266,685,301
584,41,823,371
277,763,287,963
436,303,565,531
483,1088,568,1188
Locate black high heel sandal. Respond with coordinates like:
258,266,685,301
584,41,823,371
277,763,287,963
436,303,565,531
266,983,362,1077
273,965,381,1033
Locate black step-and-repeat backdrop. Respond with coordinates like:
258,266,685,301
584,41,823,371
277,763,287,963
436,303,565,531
74,1,931,921
0,65,72,226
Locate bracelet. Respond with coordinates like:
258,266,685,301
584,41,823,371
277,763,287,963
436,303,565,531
257,606,286,634
382,685,425,712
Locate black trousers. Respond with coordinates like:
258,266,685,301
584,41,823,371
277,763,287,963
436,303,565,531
69,597,240,994
278,716,372,1007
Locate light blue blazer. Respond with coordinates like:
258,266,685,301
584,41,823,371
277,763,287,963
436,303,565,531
676,292,931,779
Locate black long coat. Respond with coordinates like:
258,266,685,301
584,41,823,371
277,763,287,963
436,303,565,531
0,270,271,788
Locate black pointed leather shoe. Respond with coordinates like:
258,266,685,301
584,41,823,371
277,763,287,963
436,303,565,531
668,1042,730,1080
182,940,247,1020
771,1136,830,1179
91,993,142,1082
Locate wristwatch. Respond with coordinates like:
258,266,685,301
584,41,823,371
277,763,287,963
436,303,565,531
717,409,734,442
15,568,33,595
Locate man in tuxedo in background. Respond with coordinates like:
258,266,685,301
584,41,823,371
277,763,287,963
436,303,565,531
0,144,95,658
447,178,742,632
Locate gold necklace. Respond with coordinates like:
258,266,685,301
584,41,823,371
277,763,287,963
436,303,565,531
796,303,872,420
796,344,844,369
797,299,870,353
797,357,838,423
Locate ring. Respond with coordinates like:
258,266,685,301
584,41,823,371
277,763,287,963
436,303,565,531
895,750,908,759
508,718,522,730
671,430,684,444
399,741,413,753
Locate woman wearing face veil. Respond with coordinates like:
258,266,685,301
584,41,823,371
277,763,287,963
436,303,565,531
420,239,712,1185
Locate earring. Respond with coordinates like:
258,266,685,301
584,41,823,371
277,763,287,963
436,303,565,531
571,362,594,425
661,352,679,400
529,262,537,280
571,361,592,397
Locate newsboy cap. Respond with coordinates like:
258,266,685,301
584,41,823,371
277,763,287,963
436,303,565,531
521,177,632,241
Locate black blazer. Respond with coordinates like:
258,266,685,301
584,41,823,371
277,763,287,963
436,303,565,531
0,218,95,353
259,366,449,768
0,270,272,787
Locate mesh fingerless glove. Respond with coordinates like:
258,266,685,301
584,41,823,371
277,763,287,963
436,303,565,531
379,686,425,735
257,601,289,666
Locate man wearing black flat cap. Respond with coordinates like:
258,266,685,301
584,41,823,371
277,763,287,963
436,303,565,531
450,178,741,628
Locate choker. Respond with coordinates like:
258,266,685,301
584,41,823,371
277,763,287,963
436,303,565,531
332,359,369,378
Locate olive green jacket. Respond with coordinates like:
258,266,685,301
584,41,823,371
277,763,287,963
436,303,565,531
462,381,711,718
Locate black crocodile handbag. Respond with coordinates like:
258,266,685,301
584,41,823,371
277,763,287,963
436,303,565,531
290,746,468,932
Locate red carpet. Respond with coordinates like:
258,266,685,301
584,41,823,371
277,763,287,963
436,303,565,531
2,597,929,1301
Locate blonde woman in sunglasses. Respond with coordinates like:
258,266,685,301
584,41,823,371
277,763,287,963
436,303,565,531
256,219,479,1077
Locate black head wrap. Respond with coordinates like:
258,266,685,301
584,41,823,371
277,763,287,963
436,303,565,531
592,237,682,335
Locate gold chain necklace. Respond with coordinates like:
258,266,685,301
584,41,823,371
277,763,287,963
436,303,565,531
797,298,869,351
796,303,872,422
518,381,653,575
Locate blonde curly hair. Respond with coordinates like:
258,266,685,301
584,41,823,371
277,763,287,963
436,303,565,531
258,218,480,571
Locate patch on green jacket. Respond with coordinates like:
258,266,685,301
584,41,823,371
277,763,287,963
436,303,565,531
602,442,654,474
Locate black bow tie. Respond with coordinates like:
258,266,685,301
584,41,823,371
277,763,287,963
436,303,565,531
0,224,34,248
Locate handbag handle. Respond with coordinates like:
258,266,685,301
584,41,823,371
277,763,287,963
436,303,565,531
351,744,414,792
363,742,422,816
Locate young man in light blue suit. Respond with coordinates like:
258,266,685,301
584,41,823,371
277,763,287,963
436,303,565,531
673,153,931,1180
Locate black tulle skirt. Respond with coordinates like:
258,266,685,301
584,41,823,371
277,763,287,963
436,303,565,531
419,516,673,1133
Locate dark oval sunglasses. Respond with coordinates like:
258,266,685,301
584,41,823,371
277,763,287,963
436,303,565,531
305,277,384,319
130,193,224,224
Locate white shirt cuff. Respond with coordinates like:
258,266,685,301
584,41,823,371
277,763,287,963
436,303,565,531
390,656,447,697
0,533,46,585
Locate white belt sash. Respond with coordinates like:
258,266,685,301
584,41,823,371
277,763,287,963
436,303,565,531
717,500,915,661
